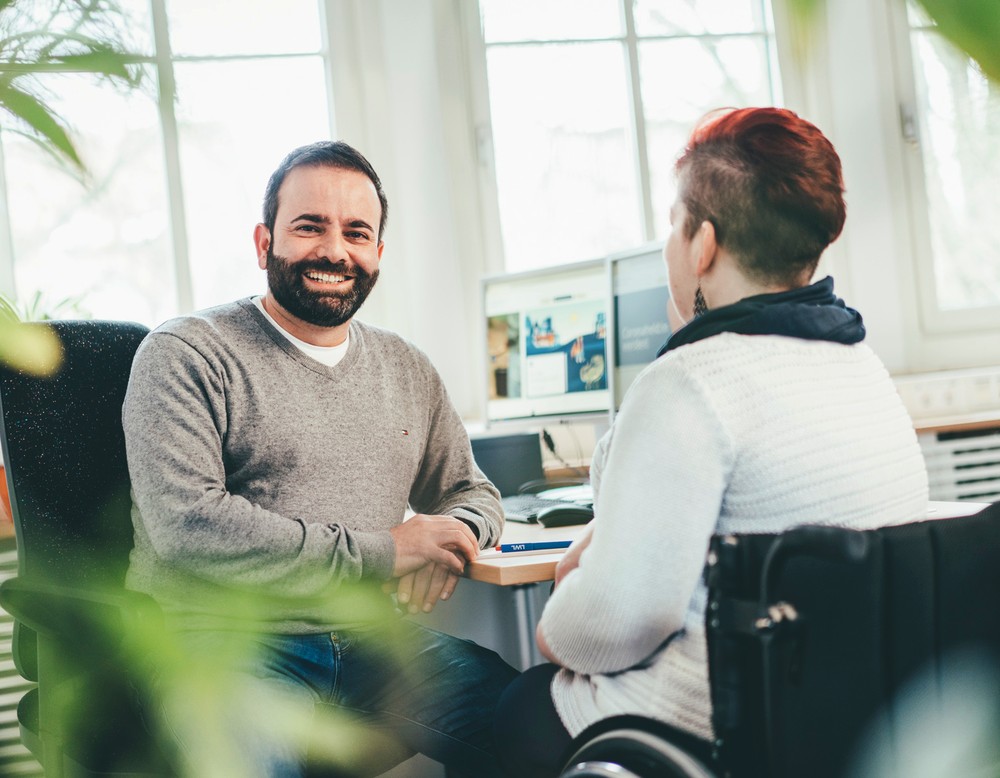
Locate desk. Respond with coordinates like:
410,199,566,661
470,501,987,668
465,522,589,667
471,501,983,587
926,500,987,519
466,522,590,585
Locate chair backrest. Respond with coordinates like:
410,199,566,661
706,504,1000,777
0,320,177,776
0,320,149,591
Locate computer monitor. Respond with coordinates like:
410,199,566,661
608,243,672,411
482,259,611,424
470,432,545,497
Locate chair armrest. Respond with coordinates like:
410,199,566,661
0,576,163,642
758,525,869,603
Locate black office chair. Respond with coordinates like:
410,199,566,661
558,503,1000,778
0,319,172,776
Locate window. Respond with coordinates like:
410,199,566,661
477,0,782,272
0,0,333,325
897,0,1000,324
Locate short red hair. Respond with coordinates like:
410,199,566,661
675,107,846,285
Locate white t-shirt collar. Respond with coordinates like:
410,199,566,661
253,296,350,368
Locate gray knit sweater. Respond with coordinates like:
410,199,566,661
123,299,502,631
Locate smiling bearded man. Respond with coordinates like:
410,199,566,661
122,140,516,778
265,248,379,327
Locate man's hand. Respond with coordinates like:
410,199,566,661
388,514,479,577
385,563,461,614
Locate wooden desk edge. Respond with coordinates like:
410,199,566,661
466,555,560,586
913,414,1000,435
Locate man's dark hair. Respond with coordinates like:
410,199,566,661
262,141,389,240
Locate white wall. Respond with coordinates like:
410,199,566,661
807,0,917,373
325,0,496,420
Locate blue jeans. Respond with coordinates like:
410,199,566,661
158,619,518,777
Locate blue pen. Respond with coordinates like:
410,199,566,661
496,540,573,553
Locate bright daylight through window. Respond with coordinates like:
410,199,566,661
0,0,331,325
905,1,1000,313
479,0,782,273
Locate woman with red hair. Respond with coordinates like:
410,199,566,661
494,108,929,776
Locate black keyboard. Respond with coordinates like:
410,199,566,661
501,494,586,523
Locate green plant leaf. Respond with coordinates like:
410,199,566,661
1,49,140,82
0,294,20,325
915,0,1000,82
17,290,90,321
0,318,63,376
52,49,137,82
785,0,823,21
781,0,825,70
0,0,145,171
0,80,82,168
787,0,1000,84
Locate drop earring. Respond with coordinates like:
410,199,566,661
693,285,708,317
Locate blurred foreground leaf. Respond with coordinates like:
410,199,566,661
783,0,824,64
915,0,1000,83
115,579,404,776
0,317,63,375
786,0,1000,84
786,0,823,22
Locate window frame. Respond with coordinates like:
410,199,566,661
467,0,1000,377
468,0,783,273
886,0,1000,337
0,0,336,318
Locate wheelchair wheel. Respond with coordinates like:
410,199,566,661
559,726,716,777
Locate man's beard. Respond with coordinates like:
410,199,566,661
266,247,379,328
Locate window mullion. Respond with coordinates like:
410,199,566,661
0,141,17,298
149,0,194,313
759,0,780,103
317,0,340,139
621,0,656,240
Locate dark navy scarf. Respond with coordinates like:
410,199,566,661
656,276,865,357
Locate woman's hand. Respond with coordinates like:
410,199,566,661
554,523,595,588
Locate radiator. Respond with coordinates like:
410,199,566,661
919,425,1000,503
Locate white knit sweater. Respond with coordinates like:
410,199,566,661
539,332,929,741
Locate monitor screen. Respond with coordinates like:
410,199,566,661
470,432,545,497
609,244,672,410
483,260,611,423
